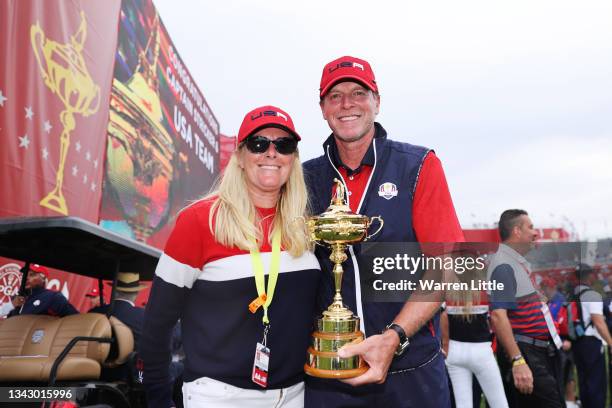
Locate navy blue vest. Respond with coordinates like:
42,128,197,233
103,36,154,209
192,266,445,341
303,123,441,370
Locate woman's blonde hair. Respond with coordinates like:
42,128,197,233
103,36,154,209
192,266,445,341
445,254,486,321
202,146,310,257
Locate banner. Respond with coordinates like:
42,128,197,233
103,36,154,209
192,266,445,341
100,0,221,248
0,0,121,221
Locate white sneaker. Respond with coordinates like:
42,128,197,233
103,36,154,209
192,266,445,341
565,401,579,408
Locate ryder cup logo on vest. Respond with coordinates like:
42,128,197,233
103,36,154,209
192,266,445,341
378,182,398,200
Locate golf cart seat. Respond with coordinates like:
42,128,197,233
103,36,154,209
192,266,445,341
0,313,111,381
104,315,134,367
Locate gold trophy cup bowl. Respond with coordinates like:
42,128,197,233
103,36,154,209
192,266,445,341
304,179,383,378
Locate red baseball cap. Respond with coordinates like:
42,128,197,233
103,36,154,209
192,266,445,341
237,105,301,145
319,56,378,98
29,264,49,278
86,286,100,297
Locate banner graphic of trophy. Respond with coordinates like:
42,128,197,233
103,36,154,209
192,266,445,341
31,11,101,215
304,179,383,378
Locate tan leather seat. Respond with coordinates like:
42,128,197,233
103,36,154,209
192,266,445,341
0,313,111,381
104,316,134,367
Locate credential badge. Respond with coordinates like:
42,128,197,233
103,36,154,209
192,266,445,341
378,182,398,200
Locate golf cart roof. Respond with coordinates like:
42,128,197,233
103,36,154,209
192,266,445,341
0,216,161,280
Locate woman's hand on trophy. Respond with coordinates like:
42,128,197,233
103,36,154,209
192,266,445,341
336,331,399,386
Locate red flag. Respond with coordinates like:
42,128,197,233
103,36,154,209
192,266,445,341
0,0,121,221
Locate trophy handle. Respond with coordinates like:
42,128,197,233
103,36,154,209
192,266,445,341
364,216,384,241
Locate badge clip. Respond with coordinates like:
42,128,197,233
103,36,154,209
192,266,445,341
248,293,267,313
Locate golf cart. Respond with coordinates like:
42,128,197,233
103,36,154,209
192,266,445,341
0,216,161,407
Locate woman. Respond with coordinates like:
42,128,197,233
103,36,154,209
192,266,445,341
141,106,320,408
442,250,508,408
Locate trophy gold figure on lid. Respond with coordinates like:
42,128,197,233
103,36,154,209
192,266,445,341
304,179,383,378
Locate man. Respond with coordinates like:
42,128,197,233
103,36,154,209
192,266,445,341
541,278,577,407
90,272,145,345
303,56,464,407
90,272,151,383
488,209,563,407
604,274,612,406
572,263,612,408
7,264,77,317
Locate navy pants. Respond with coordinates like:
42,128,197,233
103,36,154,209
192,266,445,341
574,336,606,408
305,351,450,408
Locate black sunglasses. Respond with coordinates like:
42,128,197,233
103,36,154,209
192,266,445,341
243,135,298,155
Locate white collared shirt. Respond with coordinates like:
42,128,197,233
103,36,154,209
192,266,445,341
575,284,604,342
0,301,15,317
115,298,136,307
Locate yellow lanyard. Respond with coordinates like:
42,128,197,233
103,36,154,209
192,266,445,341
249,228,281,324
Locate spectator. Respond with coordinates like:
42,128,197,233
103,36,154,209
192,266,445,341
90,272,153,384
604,274,612,405
442,283,508,408
8,264,78,317
541,278,577,407
90,272,145,345
573,263,612,408
488,209,564,407
85,285,102,310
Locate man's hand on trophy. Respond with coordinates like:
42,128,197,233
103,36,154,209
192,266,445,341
337,331,398,386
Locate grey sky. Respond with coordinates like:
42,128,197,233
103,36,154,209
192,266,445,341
154,0,612,239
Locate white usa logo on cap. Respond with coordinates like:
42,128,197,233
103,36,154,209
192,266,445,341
378,182,398,200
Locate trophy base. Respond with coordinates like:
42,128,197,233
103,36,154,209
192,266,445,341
305,309,368,379
304,345,368,378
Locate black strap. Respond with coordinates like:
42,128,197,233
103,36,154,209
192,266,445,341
576,288,595,330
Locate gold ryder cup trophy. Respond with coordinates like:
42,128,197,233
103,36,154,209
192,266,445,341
304,179,383,378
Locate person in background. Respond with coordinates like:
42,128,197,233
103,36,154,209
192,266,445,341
85,285,102,310
541,278,577,407
90,272,145,345
572,263,612,408
8,263,78,317
488,210,564,408
442,253,508,408
603,274,612,407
